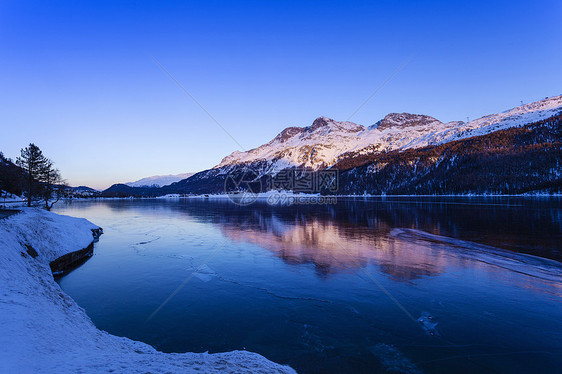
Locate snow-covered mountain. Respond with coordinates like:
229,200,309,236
126,173,195,187
217,95,562,171
103,94,562,197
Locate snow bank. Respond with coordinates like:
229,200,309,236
0,208,295,373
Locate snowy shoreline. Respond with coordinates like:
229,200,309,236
96,191,562,202
0,208,295,373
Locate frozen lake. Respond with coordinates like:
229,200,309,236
54,198,562,373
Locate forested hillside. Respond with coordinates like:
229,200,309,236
0,152,22,196
333,113,562,195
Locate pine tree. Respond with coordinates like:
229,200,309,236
16,144,48,207
15,143,65,209
39,159,65,210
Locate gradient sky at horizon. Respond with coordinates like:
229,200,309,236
1,0,561,189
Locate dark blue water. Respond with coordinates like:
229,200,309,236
54,198,562,373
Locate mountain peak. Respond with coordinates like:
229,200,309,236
374,113,443,130
307,117,335,132
273,126,304,143
306,117,364,133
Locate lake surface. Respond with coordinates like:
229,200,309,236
54,197,562,373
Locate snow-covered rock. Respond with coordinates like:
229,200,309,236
0,208,295,373
216,95,562,171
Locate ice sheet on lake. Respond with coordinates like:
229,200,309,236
370,344,423,374
391,228,562,283
417,311,439,336
193,264,218,282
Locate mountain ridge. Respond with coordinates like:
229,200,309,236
216,95,562,171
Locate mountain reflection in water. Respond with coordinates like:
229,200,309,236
221,217,446,280
175,197,562,284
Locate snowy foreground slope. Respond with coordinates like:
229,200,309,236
0,208,295,374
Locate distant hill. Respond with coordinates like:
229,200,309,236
72,186,99,192
69,186,100,197
125,173,195,188
103,183,161,197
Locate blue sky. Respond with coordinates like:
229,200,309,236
1,0,561,189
